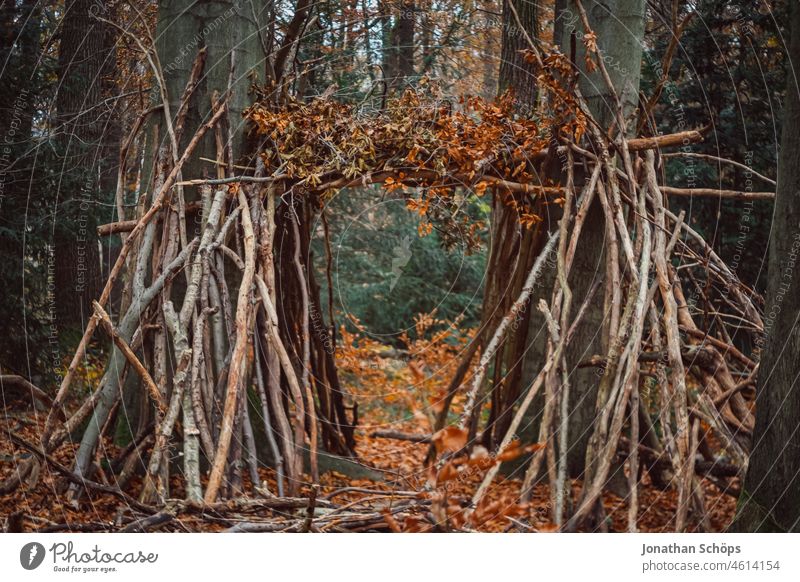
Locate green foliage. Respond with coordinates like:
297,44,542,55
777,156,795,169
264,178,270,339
312,187,487,344
0,2,55,376
642,0,788,292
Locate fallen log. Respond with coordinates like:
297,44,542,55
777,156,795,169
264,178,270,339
369,430,432,444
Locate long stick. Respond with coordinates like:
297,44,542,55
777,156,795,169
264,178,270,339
291,209,319,482
255,275,313,487
205,187,257,503
93,302,164,414
459,232,560,428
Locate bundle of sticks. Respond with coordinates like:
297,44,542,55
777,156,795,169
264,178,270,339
38,49,354,507
434,25,764,532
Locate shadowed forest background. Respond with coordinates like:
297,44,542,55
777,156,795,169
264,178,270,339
1,0,799,533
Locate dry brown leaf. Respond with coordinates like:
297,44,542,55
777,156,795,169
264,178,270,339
382,509,402,533
431,426,468,454
436,461,460,483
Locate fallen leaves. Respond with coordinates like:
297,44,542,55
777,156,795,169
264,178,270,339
431,426,468,455
497,440,544,462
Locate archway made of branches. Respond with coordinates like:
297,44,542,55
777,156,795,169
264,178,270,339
37,49,765,533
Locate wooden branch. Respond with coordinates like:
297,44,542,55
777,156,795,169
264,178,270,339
255,274,310,483
291,210,318,483
114,104,163,229
0,375,53,407
459,232,560,427
370,430,432,444
225,522,292,533
171,129,706,200
301,484,319,532
260,187,301,492
625,130,704,152
98,201,232,237
660,186,774,200
97,220,138,236
141,301,194,504
7,432,156,514
44,99,228,447
661,152,776,186
120,510,175,532
45,238,199,453
680,326,756,369
93,301,165,414
176,174,285,187
313,169,562,196
204,188,257,504
273,0,314,83
714,365,758,407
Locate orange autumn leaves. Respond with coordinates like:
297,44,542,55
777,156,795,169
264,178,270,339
426,427,544,530
431,426,469,455
430,426,544,485
246,52,586,230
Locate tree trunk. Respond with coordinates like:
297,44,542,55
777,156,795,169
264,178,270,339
499,0,538,110
114,0,268,456
387,0,415,89
519,0,646,480
395,1,415,81
0,0,43,372
731,0,800,533
53,0,111,329
474,0,541,451
149,0,266,186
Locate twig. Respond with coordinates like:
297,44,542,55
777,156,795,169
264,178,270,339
93,301,164,414
120,510,175,532
204,187,257,504
661,152,776,186
660,186,774,200
459,232,560,427
301,485,319,532
0,375,54,408
8,433,156,514
369,430,431,443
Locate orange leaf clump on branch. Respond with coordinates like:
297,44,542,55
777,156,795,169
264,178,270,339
245,53,586,230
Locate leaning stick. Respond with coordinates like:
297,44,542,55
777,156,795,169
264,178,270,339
43,103,228,447
204,187,257,504
93,301,164,414
291,211,319,483
459,232,560,428
255,275,313,486
661,152,776,186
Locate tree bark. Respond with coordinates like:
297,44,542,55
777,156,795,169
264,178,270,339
0,0,42,371
54,0,113,328
732,0,800,533
387,0,415,89
395,1,415,82
499,0,538,110
148,0,266,187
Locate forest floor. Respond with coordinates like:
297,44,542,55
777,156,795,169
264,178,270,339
0,393,736,533
1,326,737,532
